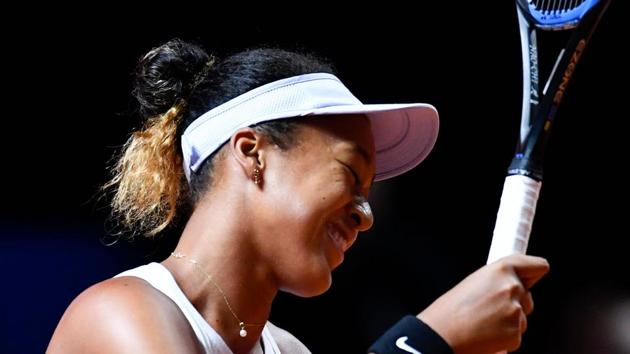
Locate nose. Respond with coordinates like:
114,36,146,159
349,195,374,232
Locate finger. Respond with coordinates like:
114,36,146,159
509,279,527,299
505,310,526,352
521,291,534,315
508,255,550,289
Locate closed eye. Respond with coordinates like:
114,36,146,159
342,163,360,186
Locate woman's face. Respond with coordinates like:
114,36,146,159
257,114,376,297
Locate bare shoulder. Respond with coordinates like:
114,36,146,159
47,276,202,354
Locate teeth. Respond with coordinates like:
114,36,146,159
327,224,347,251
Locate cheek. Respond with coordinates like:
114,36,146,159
268,174,340,229
261,166,350,256
259,163,349,295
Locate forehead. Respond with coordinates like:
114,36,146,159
298,114,375,157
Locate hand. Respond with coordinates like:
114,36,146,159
417,254,549,354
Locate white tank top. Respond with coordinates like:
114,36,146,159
115,263,311,354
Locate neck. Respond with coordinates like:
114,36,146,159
162,196,277,354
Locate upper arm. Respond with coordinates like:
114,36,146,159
47,277,202,354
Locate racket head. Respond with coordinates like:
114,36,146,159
517,0,603,29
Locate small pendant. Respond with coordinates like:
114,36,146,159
239,322,247,337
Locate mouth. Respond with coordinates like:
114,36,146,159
326,222,357,255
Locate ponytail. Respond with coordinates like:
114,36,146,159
104,39,211,237
104,101,186,236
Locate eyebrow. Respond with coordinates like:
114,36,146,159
349,143,375,188
351,143,372,165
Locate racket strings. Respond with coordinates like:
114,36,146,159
530,0,586,14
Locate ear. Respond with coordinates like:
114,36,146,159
228,127,267,179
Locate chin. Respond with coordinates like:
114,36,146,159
284,269,332,298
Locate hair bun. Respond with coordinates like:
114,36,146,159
133,38,212,118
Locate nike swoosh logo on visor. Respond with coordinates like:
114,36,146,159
395,336,422,354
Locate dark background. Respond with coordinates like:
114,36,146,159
2,3,628,354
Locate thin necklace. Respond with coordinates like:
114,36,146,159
170,252,266,337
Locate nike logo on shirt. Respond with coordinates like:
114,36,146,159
395,336,422,354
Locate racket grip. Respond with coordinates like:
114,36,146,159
487,175,542,264
488,175,541,354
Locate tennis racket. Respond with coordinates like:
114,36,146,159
487,2,611,352
487,0,611,266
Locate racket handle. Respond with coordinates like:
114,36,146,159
487,175,542,264
488,175,541,354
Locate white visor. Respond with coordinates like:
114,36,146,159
181,73,438,182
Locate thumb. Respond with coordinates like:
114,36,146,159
507,254,550,289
